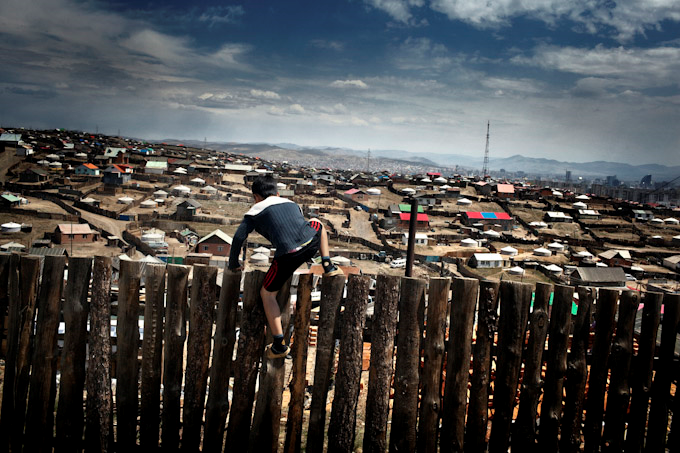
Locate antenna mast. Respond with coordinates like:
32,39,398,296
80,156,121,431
482,120,490,179
367,149,370,173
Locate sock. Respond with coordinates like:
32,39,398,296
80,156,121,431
322,256,337,273
271,334,286,353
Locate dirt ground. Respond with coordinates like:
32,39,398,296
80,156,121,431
14,196,69,215
0,213,65,247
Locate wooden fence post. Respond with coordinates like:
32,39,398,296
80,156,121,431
328,274,370,453
24,255,66,453
418,277,452,453
116,260,143,449
85,256,114,453
140,263,166,450
561,286,595,453
203,269,241,452
161,264,190,451
583,288,619,453
55,257,92,452
250,278,293,452
602,289,640,452
182,264,218,451
226,270,267,450
363,274,400,453
514,281,552,451
488,281,532,453
538,284,575,451
441,277,479,453
0,254,9,357
306,273,346,452
646,293,680,452
0,253,22,453
624,291,663,453
390,277,426,453
284,274,314,453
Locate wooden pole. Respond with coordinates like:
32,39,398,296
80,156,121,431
284,273,314,453
328,274,371,453
249,278,293,452
55,257,92,452
363,274,400,453
624,291,663,453
602,290,640,452
0,254,9,357
465,279,501,453
203,269,241,452
583,288,619,453
441,277,479,453
226,270,267,450
139,263,166,450
418,277,452,453
488,281,533,453
405,197,418,277
514,281,552,451
161,264,190,451
116,259,143,449
645,293,680,452
24,255,66,453
560,286,595,453
85,256,114,453
306,273,346,452
390,277,426,453
182,264,218,451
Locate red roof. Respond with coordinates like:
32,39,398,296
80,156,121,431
399,213,429,222
496,183,515,193
464,212,512,220
426,172,441,177
344,188,362,195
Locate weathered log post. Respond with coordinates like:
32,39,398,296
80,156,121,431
10,255,42,452
390,277,427,453
363,274,400,453
0,254,9,356
249,278,292,452
624,291,663,453
646,293,680,452
139,263,166,450
182,264,218,451
0,253,21,453
203,269,241,452
116,259,143,449
488,281,533,453
284,273,314,453
514,281,552,451
602,290,640,452
328,274,370,453
161,264,190,451
225,270,267,450
583,288,619,453
55,257,92,452
441,277,479,453
418,277,452,453
306,273,346,452
24,255,66,453
561,286,595,453
85,256,114,453
538,284,575,451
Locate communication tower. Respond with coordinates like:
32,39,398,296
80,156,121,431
482,121,490,179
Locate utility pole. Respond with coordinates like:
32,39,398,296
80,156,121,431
367,149,370,173
482,120,490,179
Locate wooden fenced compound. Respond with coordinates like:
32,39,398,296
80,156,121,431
0,254,679,452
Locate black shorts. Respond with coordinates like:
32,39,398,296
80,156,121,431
262,220,322,292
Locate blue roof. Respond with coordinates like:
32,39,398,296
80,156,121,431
481,212,496,219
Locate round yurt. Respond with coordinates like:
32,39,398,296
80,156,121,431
38,160,50,166
663,217,679,225
173,168,187,174
49,161,63,170
402,188,416,195
253,246,271,256
276,182,286,189
596,262,609,267
202,185,217,194
1,222,22,233
250,253,270,266
140,199,158,209
544,264,563,275
331,256,351,266
153,189,168,199
173,185,191,196
461,238,478,247
483,230,501,238
457,198,472,206
421,178,432,183
575,194,590,200
117,196,134,204
552,190,563,197
75,152,88,159
508,266,525,275
500,246,518,256
529,221,548,228
440,184,451,190
191,177,205,186
141,232,164,245
573,202,588,209
434,177,447,184
46,153,60,160
548,242,565,252
533,247,552,257
80,197,97,205
650,218,664,225
367,188,381,195
574,250,594,258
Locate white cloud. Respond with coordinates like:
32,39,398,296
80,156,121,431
289,104,306,114
198,5,244,26
331,79,369,89
480,77,543,94
250,89,281,99
310,39,345,51
199,93,214,100
364,0,423,23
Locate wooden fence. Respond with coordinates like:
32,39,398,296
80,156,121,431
0,253,679,452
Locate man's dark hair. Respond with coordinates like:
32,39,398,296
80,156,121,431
251,175,278,198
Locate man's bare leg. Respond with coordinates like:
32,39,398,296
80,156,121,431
261,286,283,337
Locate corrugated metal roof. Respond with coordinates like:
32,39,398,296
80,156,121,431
29,247,67,256
573,267,626,283
57,224,94,235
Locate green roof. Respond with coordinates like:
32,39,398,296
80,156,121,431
1,194,21,203
145,161,167,168
398,204,424,213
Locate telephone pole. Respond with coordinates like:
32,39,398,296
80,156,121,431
482,120,490,179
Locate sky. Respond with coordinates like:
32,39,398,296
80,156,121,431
1,0,680,166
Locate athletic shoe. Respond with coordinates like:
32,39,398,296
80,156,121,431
324,268,344,277
265,343,290,359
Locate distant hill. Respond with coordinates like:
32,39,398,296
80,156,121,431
160,139,679,182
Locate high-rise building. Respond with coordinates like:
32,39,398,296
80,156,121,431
565,170,572,181
640,174,652,186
